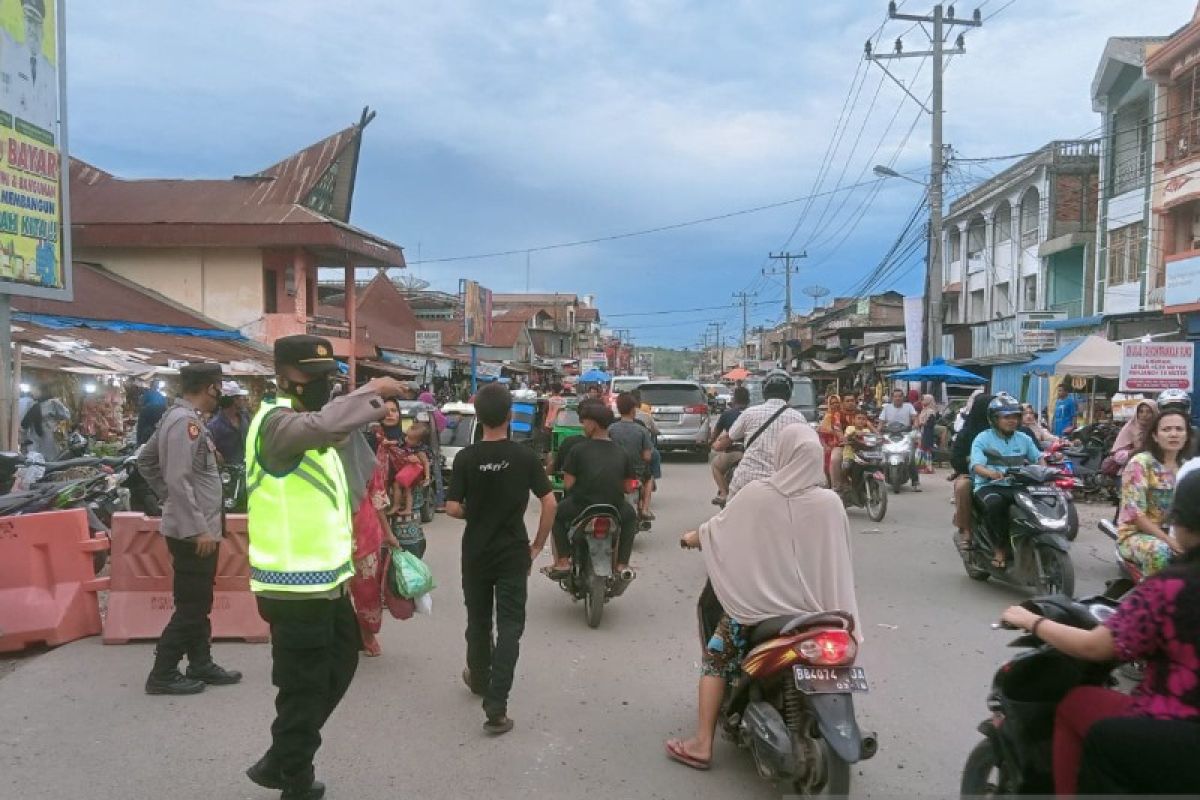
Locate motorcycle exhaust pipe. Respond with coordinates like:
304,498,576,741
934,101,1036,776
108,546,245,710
861,732,879,760
618,568,636,582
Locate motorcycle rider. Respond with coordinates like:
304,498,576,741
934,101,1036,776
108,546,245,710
880,388,921,492
543,399,638,580
970,394,1044,569
712,369,805,499
608,393,654,520
709,386,749,505
839,409,873,493
1156,388,1198,458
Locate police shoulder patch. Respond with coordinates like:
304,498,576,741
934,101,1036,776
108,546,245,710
187,421,201,441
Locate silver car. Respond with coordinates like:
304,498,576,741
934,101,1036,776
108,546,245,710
639,380,711,455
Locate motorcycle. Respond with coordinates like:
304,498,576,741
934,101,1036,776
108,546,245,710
960,592,1121,796
839,433,887,522
880,422,915,494
552,501,635,628
220,462,247,513
697,599,877,794
959,455,1076,596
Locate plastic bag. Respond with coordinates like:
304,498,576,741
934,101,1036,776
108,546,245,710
390,548,435,598
381,551,415,620
414,592,433,616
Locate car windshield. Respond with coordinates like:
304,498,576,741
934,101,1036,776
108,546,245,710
440,414,474,447
640,385,707,407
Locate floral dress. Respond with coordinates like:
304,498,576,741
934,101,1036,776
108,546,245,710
1117,452,1177,577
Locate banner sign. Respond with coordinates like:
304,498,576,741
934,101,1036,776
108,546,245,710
459,279,493,345
414,330,441,354
1120,342,1195,392
475,361,503,379
902,296,923,369
0,0,69,299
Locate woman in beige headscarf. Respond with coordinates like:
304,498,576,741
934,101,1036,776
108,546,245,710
665,424,860,770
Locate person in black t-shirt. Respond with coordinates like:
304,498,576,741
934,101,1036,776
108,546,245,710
544,399,639,581
446,383,556,737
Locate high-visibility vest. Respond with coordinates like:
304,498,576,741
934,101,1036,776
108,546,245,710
245,397,353,593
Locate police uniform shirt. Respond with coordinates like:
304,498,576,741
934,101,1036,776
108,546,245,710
138,398,222,540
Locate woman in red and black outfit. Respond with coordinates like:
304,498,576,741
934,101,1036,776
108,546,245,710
1001,469,1200,796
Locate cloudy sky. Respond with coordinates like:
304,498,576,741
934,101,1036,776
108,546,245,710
68,0,1195,347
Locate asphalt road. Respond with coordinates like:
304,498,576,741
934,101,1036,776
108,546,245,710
0,457,1122,799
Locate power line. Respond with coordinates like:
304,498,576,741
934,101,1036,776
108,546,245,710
604,300,777,318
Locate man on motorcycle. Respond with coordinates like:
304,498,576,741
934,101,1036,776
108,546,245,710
712,370,806,498
544,399,638,580
880,388,921,491
840,409,873,491
970,394,1044,569
709,386,749,505
609,393,654,520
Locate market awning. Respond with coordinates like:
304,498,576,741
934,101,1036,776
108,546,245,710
806,358,854,373
722,367,750,381
358,359,418,378
1021,335,1121,378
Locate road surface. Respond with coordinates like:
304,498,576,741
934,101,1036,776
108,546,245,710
0,457,1121,799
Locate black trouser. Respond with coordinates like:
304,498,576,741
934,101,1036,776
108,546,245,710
1078,716,1200,794
975,484,1018,542
552,495,637,565
462,554,528,718
154,536,218,673
256,593,360,785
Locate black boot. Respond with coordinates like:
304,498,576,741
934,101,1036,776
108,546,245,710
186,661,242,685
246,754,284,790
145,669,205,695
280,766,326,800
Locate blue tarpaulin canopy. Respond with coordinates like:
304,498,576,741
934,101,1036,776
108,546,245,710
579,369,612,383
891,357,986,384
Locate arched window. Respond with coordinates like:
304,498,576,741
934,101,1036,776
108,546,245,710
1020,188,1040,246
993,201,1012,243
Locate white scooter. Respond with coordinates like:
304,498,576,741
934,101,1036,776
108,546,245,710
880,422,916,494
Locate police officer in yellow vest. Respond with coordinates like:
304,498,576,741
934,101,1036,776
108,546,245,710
244,335,405,800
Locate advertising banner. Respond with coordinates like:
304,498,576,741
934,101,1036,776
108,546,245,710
1164,254,1200,314
459,279,493,345
0,0,69,299
414,330,441,354
1120,342,1195,392
902,296,923,369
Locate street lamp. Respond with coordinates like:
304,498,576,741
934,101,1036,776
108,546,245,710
873,165,927,186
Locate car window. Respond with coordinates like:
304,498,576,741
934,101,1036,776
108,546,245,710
441,414,475,447
640,385,707,406
611,378,645,394
744,379,815,409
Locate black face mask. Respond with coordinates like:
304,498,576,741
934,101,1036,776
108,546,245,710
284,375,334,412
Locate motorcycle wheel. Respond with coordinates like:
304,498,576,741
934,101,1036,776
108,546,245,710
888,468,904,494
1065,502,1079,542
793,746,851,797
960,739,1007,797
420,499,435,524
962,542,990,582
1035,545,1075,597
865,479,887,522
584,575,605,629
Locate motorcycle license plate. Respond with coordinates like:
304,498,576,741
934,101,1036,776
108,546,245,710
1027,487,1058,496
793,665,869,694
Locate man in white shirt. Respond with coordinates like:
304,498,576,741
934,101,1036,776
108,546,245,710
879,388,922,491
712,371,806,498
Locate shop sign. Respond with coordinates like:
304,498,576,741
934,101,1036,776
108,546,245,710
1165,254,1200,313
1121,342,1194,392
414,330,441,354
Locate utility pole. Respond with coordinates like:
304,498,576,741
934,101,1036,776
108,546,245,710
765,252,806,335
732,291,756,365
866,3,981,361
708,321,725,376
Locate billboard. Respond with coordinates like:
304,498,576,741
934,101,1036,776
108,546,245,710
0,0,70,299
1120,342,1194,392
459,279,493,345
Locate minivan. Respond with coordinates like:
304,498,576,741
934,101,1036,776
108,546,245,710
638,380,711,455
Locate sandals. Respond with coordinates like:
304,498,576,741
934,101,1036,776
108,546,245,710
665,739,711,771
991,554,1008,570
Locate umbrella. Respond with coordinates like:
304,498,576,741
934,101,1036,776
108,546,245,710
579,369,612,383
722,367,750,381
891,357,986,385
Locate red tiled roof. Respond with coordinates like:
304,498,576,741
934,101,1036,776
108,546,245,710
577,307,599,322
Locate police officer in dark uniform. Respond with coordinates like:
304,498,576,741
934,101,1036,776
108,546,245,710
138,362,242,695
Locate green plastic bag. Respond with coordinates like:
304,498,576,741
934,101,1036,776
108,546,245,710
390,548,435,598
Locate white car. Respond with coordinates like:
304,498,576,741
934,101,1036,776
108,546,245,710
439,402,479,474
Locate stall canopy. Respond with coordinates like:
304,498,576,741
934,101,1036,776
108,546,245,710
722,367,750,381
891,357,986,384
579,369,612,383
1021,335,1120,378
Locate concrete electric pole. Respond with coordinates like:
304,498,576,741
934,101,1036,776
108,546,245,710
708,321,725,376
866,2,981,361
765,252,806,334
732,290,756,365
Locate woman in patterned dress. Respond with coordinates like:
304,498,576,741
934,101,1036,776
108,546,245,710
1117,409,1192,577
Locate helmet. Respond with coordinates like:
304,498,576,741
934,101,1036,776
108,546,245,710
1157,389,1192,415
761,369,794,402
987,393,1022,428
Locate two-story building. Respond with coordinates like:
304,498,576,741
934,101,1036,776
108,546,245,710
940,139,1100,369
68,112,405,382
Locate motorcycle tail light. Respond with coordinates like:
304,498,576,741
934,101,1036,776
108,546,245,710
624,478,640,493
588,517,611,538
795,629,857,666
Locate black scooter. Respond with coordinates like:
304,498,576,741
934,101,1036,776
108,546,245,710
959,455,1076,596
552,504,634,628
960,593,1121,796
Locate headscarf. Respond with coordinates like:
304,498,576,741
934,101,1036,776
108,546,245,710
963,388,984,416
1112,399,1158,454
907,389,920,406
916,394,937,427
699,425,861,633
418,391,447,431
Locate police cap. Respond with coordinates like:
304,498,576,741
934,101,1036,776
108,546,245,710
275,334,338,375
179,362,223,381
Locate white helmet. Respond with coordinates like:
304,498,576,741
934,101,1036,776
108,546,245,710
1157,389,1191,415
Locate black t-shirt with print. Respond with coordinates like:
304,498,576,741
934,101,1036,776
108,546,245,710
562,437,635,507
447,439,552,562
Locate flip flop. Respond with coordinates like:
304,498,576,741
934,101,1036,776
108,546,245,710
540,565,571,581
665,739,711,771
